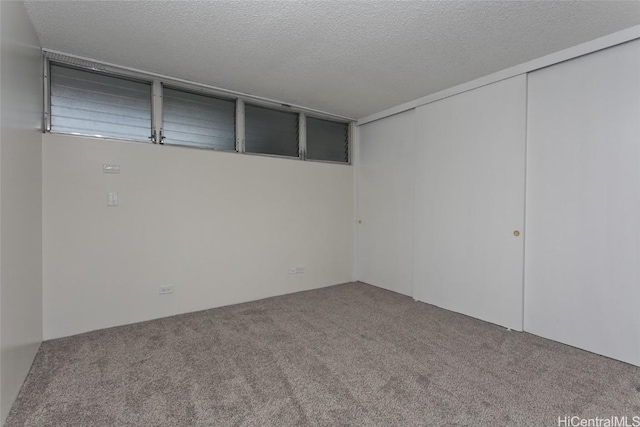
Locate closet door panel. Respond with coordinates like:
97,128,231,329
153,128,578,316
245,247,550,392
525,40,640,366
413,75,526,330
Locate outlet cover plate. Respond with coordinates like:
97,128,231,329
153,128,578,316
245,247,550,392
159,285,173,295
103,164,120,174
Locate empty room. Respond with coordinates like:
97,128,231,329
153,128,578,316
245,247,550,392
1,0,639,425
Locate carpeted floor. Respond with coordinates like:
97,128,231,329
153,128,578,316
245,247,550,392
5,282,640,426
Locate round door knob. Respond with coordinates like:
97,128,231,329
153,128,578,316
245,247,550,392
513,230,520,237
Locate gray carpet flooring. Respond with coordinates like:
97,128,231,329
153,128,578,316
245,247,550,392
5,282,640,426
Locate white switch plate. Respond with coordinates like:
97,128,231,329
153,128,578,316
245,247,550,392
103,164,120,174
159,285,173,295
107,192,118,206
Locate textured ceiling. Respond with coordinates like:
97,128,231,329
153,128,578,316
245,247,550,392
24,1,640,119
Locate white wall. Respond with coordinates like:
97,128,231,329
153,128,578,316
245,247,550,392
357,110,415,296
0,0,43,422
42,134,353,339
525,39,640,366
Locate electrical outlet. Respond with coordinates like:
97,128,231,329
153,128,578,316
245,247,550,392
159,285,173,295
103,164,120,174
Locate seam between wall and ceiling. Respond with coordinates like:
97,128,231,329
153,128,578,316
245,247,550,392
356,25,640,126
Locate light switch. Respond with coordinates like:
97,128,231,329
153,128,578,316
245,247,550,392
103,164,120,174
107,192,118,206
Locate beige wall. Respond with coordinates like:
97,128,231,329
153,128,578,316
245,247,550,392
43,134,353,340
0,0,43,422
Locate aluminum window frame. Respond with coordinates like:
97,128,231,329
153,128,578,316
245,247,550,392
46,58,155,144
161,83,238,153
43,52,353,165
243,102,302,160
304,114,353,165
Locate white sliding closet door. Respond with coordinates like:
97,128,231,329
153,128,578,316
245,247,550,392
413,75,527,331
357,110,416,296
525,40,640,366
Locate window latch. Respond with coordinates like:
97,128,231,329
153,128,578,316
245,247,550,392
150,129,166,144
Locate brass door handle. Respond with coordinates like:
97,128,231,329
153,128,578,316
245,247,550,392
513,230,520,237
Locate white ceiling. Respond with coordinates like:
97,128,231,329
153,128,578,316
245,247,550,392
24,1,640,119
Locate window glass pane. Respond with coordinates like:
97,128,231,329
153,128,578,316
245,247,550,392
50,64,151,140
245,104,299,157
163,87,236,150
306,117,349,163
